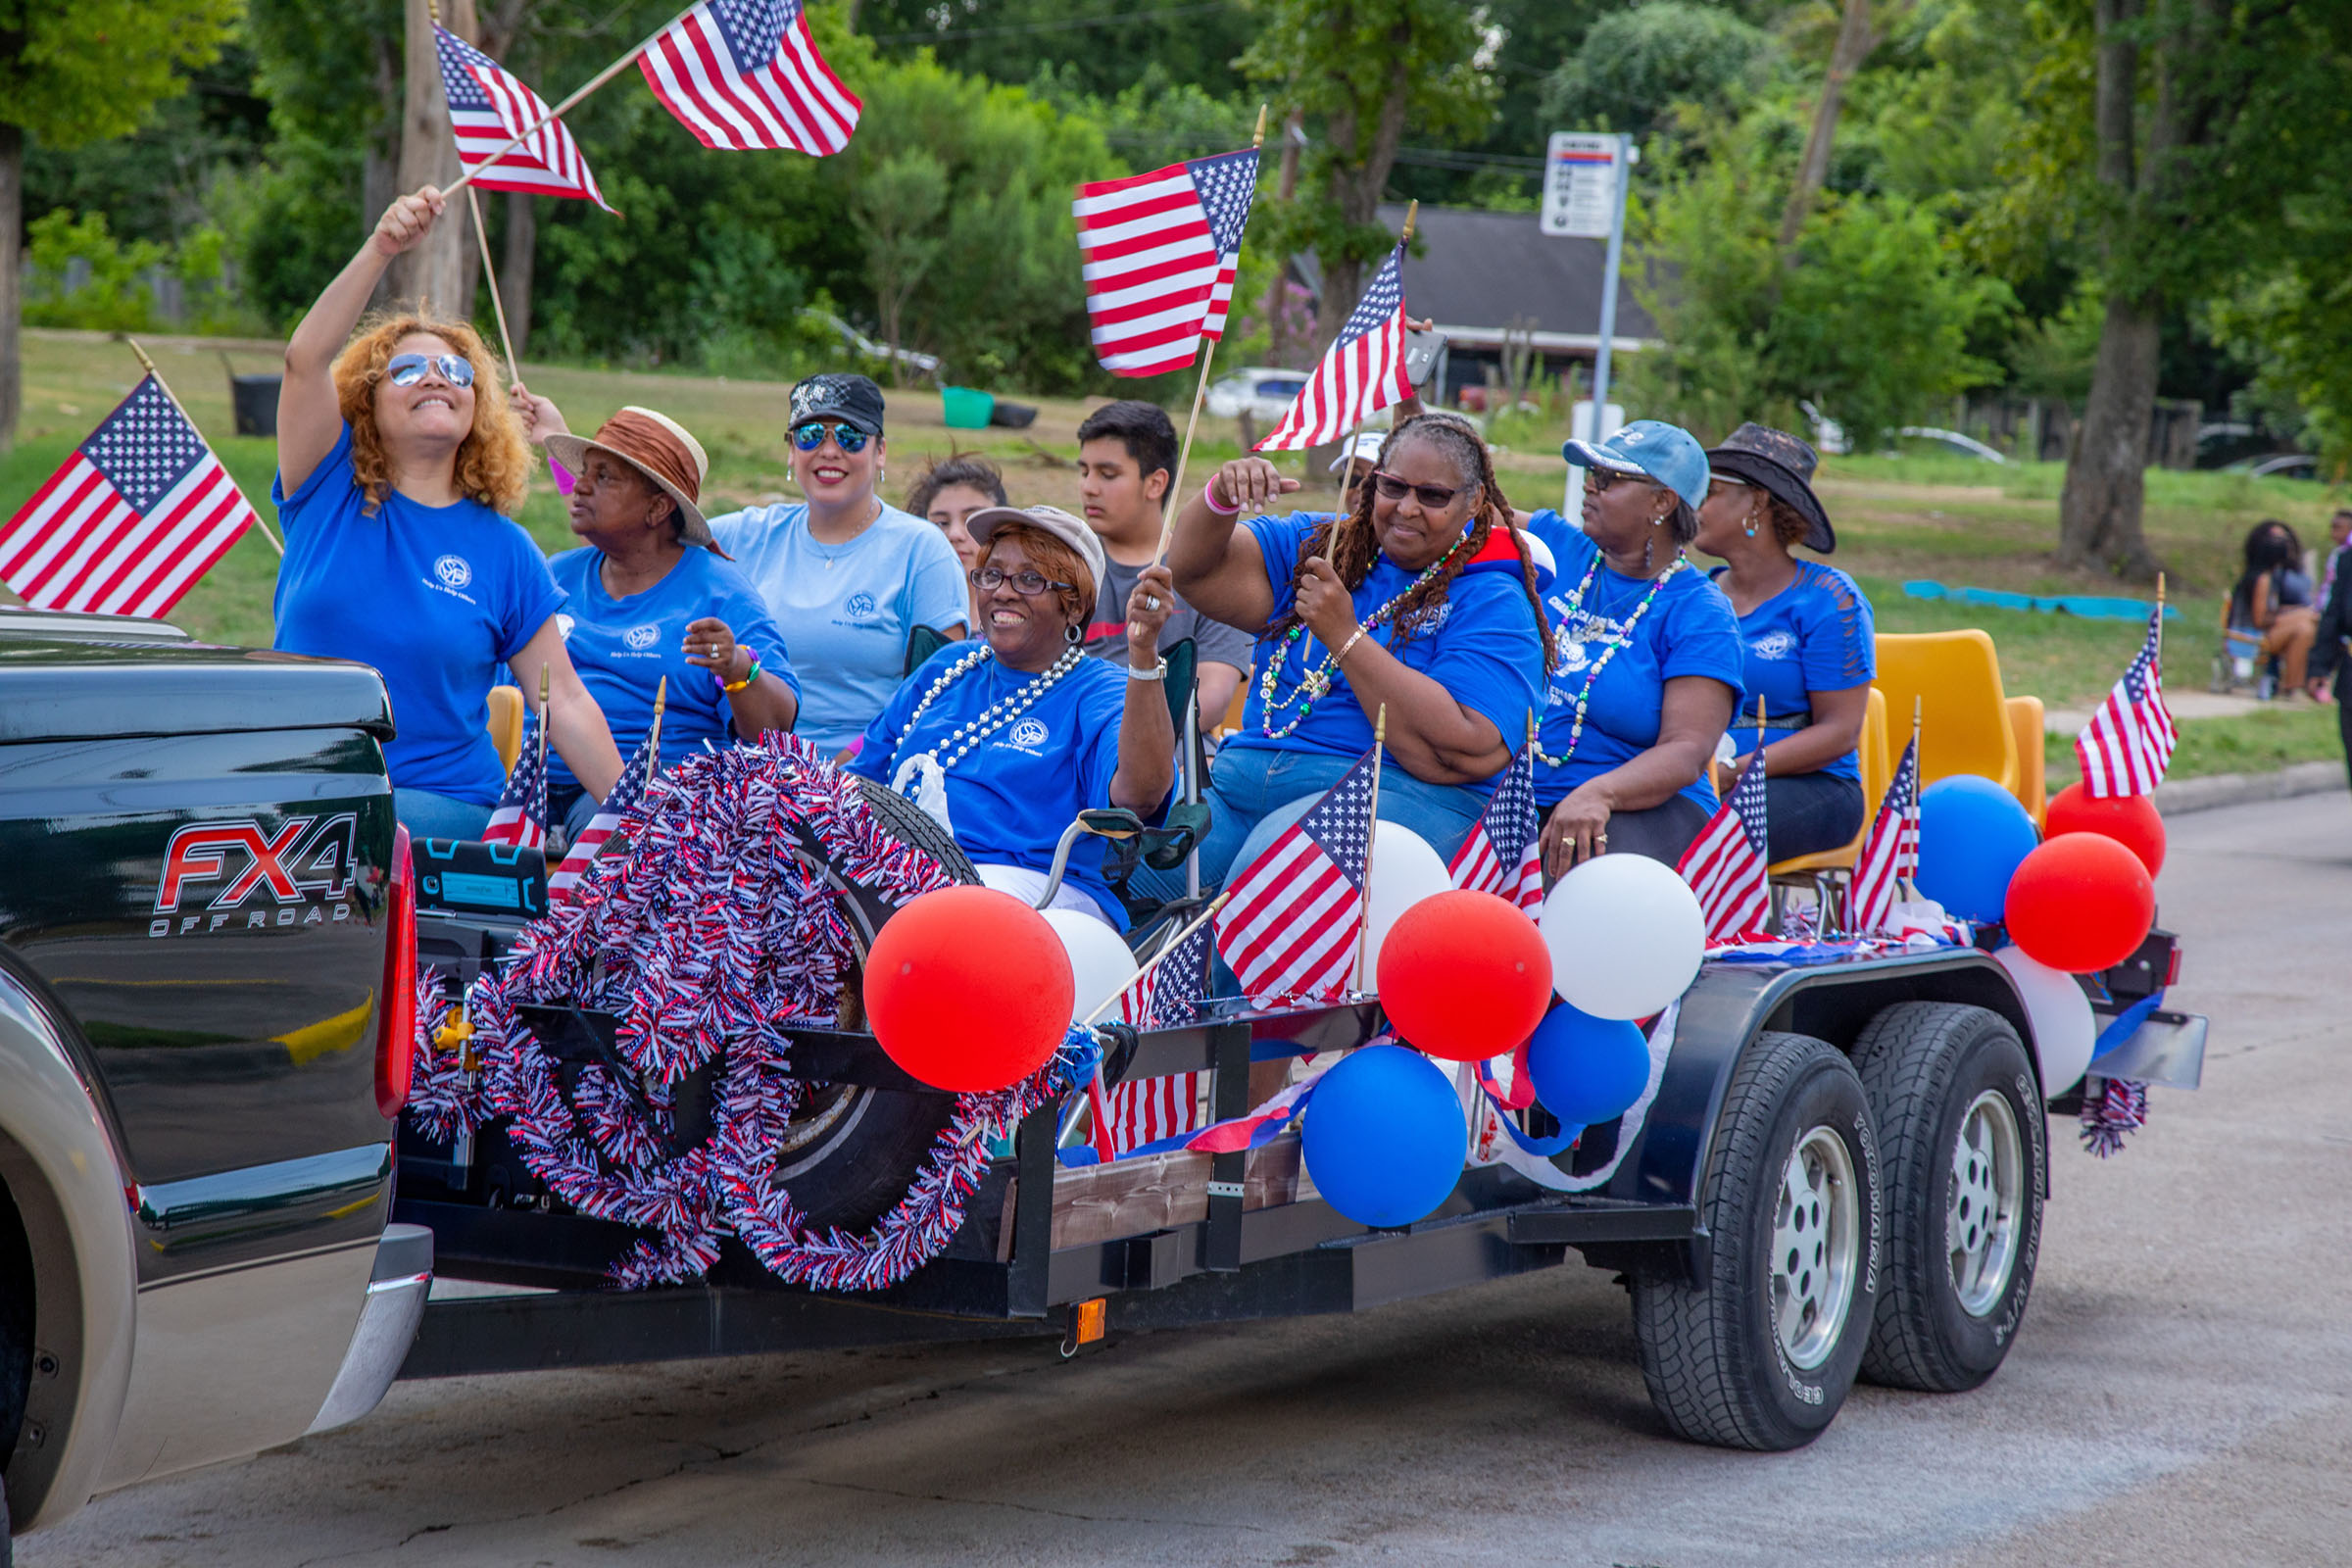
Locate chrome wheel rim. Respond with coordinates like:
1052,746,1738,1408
1771,1125,1860,1371
1947,1089,2025,1317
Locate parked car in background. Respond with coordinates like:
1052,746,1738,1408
2238,453,2319,481
1205,368,1310,424
1896,427,2009,464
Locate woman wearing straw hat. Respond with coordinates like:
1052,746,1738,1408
272,187,622,842
1692,423,1876,861
514,394,802,843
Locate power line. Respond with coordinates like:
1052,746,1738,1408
869,2,1235,43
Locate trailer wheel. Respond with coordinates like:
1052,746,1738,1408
1850,1002,2044,1393
1631,1031,1880,1451
771,777,977,1231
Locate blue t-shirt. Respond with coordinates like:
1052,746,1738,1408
1219,511,1547,792
848,646,1144,927
545,546,801,789
1523,511,1745,810
707,500,969,755
271,424,565,805
1709,562,1875,782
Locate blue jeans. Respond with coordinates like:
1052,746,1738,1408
393,788,492,843
1128,744,1491,904
548,783,602,846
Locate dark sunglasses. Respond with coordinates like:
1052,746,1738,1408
970,565,1072,596
791,419,871,455
385,352,474,389
1370,470,1471,510
1585,466,1664,494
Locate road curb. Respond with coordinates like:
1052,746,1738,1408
2154,760,2349,815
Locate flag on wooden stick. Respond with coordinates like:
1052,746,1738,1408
434,24,613,211
1254,242,1412,452
482,710,549,849
640,0,861,156
1216,747,1379,1004
1449,740,1543,912
1676,752,1771,944
1073,145,1260,377
0,375,257,619
1848,735,1920,936
2075,608,2177,797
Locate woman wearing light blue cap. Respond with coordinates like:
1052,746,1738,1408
1518,420,1746,873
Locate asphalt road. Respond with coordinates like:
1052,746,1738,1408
23,790,2352,1568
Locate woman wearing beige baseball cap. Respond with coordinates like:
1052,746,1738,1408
515,388,803,843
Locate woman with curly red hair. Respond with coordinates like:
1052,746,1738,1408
271,187,621,839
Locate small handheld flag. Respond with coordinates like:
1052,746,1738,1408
481,712,550,849
1677,752,1771,944
1449,731,1543,912
1097,913,1218,1154
434,24,613,211
549,678,665,901
2075,605,2177,798
1849,736,1921,936
1073,145,1261,378
1254,241,1414,453
640,0,861,156
1216,746,1380,1004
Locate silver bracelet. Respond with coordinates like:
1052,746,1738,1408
1126,658,1169,682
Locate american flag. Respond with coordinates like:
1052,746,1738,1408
1255,242,1414,452
1073,146,1260,377
482,711,548,849
1216,748,1378,1004
2075,609,2178,798
0,375,256,619
1098,916,1215,1152
548,727,657,899
1848,736,1920,936
639,0,861,156
1676,753,1771,944
1449,742,1543,911
433,25,612,211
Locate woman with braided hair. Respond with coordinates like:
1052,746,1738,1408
1150,413,1551,898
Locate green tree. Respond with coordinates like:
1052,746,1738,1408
1541,2,1774,143
851,148,950,377
0,0,242,447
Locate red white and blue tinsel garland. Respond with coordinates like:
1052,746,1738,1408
408,734,1098,1290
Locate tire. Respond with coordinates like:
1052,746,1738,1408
851,775,980,883
1631,1031,1882,1451
1850,1002,2045,1393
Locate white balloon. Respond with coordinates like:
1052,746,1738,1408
1041,907,1138,1025
1541,855,1706,1020
1993,945,2095,1096
1363,822,1455,978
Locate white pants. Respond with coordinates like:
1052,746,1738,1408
976,862,1114,926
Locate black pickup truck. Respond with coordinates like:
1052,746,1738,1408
0,607,429,1557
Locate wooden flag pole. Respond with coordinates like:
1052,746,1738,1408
1152,103,1268,567
1350,705,1388,994
1078,891,1233,1030
466,187,521,386
439,1,700,201
2155,571,2167,657
647,675,668,785
124,336,285,558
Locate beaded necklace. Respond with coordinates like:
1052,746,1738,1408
901,642,1084,771
1530,551,1686,768
1256,532,1471,741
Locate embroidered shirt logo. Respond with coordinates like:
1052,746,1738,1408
1749,629,1798,662
623,623,662,651
433,554,472,591
556,613,575,639
844,591,877,619
1008,716,1050,750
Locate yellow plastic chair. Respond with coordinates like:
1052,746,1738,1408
1870,630,2019,796
1768,687,1888,923
486,684,524,773
2006,694,2046,828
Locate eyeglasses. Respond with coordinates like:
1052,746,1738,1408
1370,470,1469,510
1705,475,1750,497
386,353,474,389
791,419,871,454
1584,466,1661,494
970,566,1072,596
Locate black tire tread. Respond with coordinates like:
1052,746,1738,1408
851,775,981,885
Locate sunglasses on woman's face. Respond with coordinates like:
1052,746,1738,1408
386,353,474,389
1370,470,1466,510
791,419,871,455
970,565,1071,597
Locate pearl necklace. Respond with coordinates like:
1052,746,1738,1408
902,643,1083,771
1256,534,1470,741
1531,553,1686,768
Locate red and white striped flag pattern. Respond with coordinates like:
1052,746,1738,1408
1097,915,1215,1154
0,375,255,619
1255,242,1413,452
1216,747,1379,1005
1073,146,1260,377
1676,753,1771,944
548,727,657,900
434,24,612,211
1448,741,1543,912
482,710,548,850
639,0,860,156
1848,736,1920,936
2075,609,2178,797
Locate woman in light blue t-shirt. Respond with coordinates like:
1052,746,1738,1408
704,373,969,758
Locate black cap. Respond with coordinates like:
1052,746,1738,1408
1704,422,1835,554
788,372,887,437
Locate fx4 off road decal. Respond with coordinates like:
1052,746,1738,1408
149,814,360,936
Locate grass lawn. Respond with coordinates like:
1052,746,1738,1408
2044,704,2346,791
6,328,2346,770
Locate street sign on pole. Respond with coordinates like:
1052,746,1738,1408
1547,132,1636,511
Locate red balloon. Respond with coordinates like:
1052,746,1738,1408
1376,890,1554,1062
2003,833,2155,974
2044,781,2167,876
862,886,1073,1092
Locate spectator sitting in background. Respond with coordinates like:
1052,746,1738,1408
2230,518,2320,699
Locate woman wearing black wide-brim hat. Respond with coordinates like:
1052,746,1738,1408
1692,422,1879,861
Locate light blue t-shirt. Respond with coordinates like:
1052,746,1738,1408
706,499,969,755
1523,510,1745,811
545,546,800,789
1709,561,1875,782
1220,511,1548,793
848,645,1144,927
272,423,564,805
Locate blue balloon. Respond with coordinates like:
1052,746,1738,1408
1525,1003,1649,1125
1301,1045,1467,1228
1913,773,2039,924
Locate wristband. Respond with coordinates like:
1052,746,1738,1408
1202,477,1241,515
1126,658,1168,682
722,658,762,693
1333,627,1369,666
